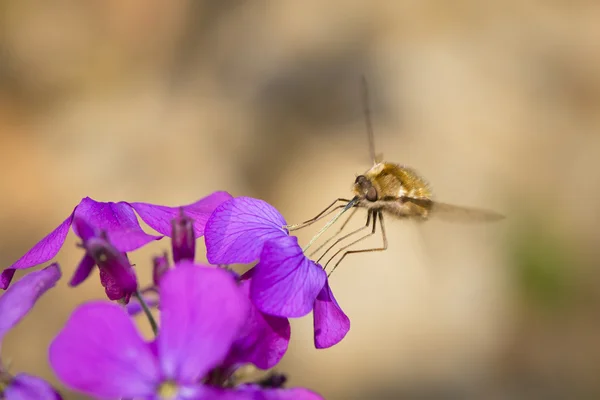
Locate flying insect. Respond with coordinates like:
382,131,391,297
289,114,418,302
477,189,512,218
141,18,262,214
288,77,504,276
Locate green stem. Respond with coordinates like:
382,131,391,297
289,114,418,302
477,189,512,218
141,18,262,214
134,290,158,335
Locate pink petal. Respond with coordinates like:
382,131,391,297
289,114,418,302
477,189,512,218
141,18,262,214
251,236,326,318
130,191,233,238
49,302,159,399
157,262,248,382
313,280,350,349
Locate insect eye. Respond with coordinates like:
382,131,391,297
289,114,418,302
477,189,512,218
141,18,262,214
366,187,378,202
355,175,366,184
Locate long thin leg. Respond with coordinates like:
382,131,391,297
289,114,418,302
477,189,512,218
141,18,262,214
326,211,388,277
323,210,377,270
309,207,359,258
286,198,351,231
315,210,371,263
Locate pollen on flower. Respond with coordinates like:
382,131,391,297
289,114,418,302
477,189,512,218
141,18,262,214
96,252,108,263
157,380,179,399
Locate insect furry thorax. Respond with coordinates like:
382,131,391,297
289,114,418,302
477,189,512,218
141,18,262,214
352,161,434,219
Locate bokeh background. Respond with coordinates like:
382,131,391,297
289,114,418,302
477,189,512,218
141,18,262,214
1,1,600,399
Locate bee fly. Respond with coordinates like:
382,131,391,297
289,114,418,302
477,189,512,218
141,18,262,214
287,76,505,276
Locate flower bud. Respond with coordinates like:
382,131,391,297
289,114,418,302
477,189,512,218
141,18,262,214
171,208,195,263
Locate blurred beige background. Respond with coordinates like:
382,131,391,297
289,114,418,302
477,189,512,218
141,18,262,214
1,1,600,399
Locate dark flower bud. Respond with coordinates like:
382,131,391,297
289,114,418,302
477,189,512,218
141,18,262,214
171,208,195,263
152,253,170,286
73,216,138,303
86,236,138,302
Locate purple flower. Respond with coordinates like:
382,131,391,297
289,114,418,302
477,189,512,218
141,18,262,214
1,191,232,289
49,264,320,399
205,197,350,349
71,216,138,302
0,264,62,400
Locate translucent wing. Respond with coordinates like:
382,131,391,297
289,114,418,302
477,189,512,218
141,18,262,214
428,201,505,222
397,197,505,223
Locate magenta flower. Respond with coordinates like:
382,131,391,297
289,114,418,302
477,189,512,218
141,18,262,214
49,264,319,400
204,197,350,349
1,191,232,289
0,263,62,400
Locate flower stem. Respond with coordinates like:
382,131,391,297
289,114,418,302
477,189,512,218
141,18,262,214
134,290,158,335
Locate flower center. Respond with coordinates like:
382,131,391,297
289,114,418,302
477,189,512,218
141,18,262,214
95,250,108,263
157,380,179,400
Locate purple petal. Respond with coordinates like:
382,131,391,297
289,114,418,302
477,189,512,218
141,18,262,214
205,197,288,265
157,262,248,383
2,213,74,289
0,264,61,342
313,280,350,349
71,214,95,242
101,229,163,252
49,301,159,399
74,197,161,252
3,373,61,400
236,386,324,400
190,387,253,400
0,269,16,291
130,191,233,238
225,271,290,369
251,237,326,318
68,254,95,287
262,388,324,400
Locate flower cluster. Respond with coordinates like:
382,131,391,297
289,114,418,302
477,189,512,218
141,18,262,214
0,192,351,399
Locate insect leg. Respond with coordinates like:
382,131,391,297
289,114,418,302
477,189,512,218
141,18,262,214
323,210,378,271
326,211,387,277
315,210,371,264
286,198,352,231
309,207,359,258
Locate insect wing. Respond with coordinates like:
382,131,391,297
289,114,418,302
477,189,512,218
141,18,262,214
428,201,505,223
